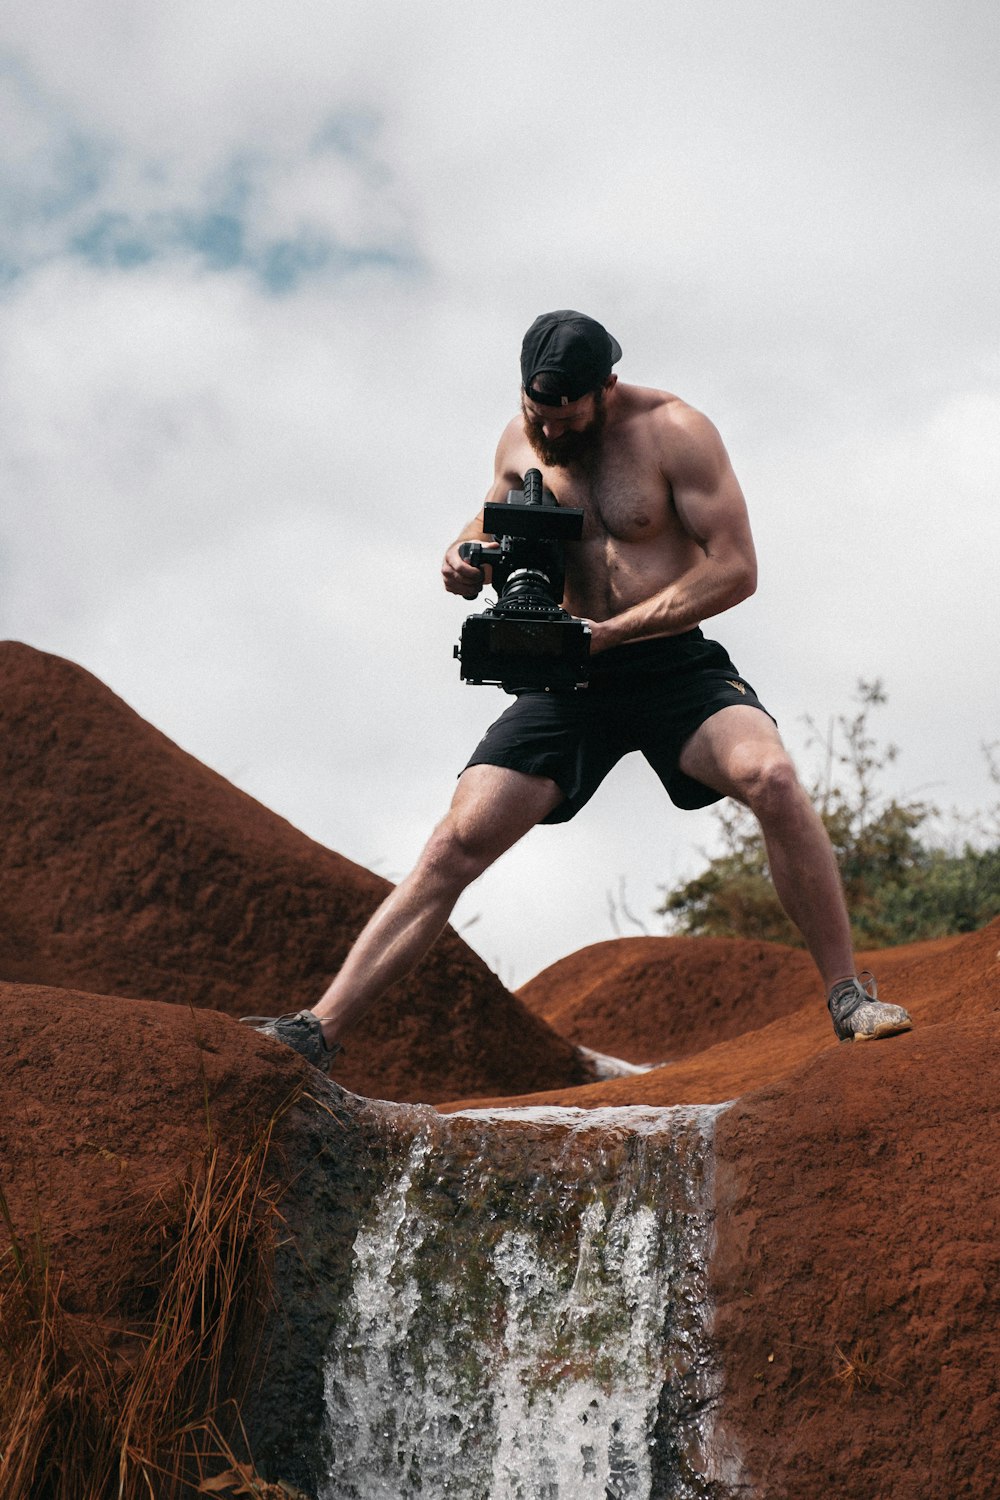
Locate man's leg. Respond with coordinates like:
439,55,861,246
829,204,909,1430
678,706,853,986
312,764,564,1044
677,706,911,1039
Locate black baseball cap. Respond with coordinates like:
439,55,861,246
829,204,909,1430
520,310,622,407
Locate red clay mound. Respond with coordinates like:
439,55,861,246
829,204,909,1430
447,919,998,1110
517,935,820,1063
0,981,311,1308
0,641,588,1104
711,1008,1000,1498
0,979,373,1488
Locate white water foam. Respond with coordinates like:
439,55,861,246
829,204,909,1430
321,1103,734,1500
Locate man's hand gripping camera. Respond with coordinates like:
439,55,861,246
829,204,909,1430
454,469,591,694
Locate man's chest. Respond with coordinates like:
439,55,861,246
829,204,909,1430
532,450,674,544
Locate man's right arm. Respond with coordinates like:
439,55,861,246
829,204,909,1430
441,420,524,598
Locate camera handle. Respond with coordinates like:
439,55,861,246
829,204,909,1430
456,539,502,599
522,467,543,505
458,540,502,568
457,467,545,573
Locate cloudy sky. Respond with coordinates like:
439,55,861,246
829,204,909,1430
3,1,998,987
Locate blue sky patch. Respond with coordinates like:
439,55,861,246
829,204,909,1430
1,63,416,295
71,212,157,270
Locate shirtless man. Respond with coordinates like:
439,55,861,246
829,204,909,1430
243,310,912,1067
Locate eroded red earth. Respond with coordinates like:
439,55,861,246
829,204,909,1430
2,641,997,1498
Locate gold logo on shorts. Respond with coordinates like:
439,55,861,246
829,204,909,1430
726,679,747,695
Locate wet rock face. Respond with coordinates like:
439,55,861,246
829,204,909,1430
309,1100,736,1500
242,1082,377,1493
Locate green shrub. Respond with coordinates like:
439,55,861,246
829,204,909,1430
658,682,999,948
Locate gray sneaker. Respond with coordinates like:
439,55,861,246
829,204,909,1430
828,972,912,1043
239,1010,342,1073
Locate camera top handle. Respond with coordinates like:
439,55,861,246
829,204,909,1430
522,467,543,506
457,469,584,585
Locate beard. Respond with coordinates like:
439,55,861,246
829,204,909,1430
522,394,606,467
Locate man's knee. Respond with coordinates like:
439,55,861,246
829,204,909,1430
418,816,496,889
736,751,805,820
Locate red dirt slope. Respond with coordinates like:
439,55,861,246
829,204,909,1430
446,919,997,1109
0,641,587,1104
517,935,820,1063
0,981,311,1309
0,980,364,1491
710,1006,1000,1499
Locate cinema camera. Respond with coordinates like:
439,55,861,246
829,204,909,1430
454,468,591,692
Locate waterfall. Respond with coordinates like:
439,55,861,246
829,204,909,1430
321,1102,736,1500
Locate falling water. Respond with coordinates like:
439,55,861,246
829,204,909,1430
321,1102,736,1500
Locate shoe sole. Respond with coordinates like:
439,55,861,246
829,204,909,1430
839,1018,913,1043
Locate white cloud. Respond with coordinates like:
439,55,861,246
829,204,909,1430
2,0,998,984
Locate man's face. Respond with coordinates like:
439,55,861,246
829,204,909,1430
521,388,606,467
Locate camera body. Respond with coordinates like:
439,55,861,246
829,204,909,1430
454,469,591,692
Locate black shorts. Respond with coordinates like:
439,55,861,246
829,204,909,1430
461,628,774,824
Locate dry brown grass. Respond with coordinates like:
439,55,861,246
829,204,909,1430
0,1091,305,1500
829,1339,901,1399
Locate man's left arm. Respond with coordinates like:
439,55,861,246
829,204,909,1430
587,406,757,651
